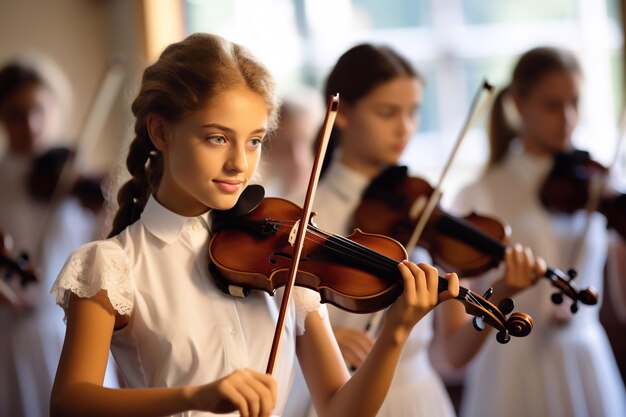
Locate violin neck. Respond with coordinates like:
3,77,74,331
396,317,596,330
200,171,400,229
434,212,506,260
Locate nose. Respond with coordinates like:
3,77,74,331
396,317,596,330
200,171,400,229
564,104,578,131
397,114,417,140
225,142,248,173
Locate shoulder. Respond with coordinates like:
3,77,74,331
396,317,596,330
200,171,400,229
51,238,135,318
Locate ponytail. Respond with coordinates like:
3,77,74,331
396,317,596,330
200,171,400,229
487,86,518,168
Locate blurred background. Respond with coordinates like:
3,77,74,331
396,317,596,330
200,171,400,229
1,0,624,201
1,1,625,412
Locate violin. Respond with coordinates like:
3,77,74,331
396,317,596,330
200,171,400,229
354,165,599,313
540,149,626,240
0,231,38,286
27,146,105,215
208,185,534,344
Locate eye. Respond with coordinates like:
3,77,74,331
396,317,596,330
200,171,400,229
248,137,265,150
207,135,227,145
376,108,396,118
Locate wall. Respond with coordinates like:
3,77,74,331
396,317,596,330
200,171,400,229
0,0,146,172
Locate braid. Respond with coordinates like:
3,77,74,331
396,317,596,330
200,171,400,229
108,130,161,237
107,33,275,237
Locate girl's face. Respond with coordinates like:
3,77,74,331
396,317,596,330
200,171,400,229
337,76,423,177
0,83,53,155
152,86,269,216
514,69,581,155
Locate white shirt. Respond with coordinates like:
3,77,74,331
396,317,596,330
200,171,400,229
52,195,325,417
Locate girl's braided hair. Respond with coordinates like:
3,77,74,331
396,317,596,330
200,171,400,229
109,33,277,237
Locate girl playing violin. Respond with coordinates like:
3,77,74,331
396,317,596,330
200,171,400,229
49,33,460,417
451,46,626,417
308,44,546,417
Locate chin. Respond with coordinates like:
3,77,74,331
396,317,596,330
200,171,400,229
209,198,238,211
208,192,244,211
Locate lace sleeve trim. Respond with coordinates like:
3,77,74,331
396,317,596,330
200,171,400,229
50,240,134,318
292,287,328,336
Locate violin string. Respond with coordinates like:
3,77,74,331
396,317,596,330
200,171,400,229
269,220,480,305
272,220,478,304
274,220,402,272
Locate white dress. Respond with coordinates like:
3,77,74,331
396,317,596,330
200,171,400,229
0,152,106,417
306,160,456,417
452,144,626,417
51,195,327,417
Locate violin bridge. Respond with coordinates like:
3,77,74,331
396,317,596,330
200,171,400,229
288,220,301,246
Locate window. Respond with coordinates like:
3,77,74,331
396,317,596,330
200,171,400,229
185,0,625,201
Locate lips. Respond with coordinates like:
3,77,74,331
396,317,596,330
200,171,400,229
213,179,244,193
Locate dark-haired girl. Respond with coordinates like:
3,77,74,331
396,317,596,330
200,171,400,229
310,43,545,417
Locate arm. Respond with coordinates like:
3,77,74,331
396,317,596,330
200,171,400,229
51,290,277,417
297,262,459,417
437,244,546,368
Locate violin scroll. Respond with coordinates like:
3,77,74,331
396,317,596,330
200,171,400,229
461,286,533,344
545,267,598,313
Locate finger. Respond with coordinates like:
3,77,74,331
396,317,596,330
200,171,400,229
535,256,547,278
252,371,277,407
524,247,534,274
246,374,275,417
236,381,260,417
398,261,417,305
221,382,249,416
417,262,440,305
443,273,460,300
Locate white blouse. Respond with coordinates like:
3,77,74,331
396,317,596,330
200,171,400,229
52,195,326,417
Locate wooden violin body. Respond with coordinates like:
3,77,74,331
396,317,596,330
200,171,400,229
540,149,626,240
209,185,534,344
354,165,598,313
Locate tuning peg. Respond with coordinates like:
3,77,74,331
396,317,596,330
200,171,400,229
567,269,577,280
551,292,563,305
482,287,494,300
473,316,485,331
498,298,515,315
570,302,579,314
496,330,511,344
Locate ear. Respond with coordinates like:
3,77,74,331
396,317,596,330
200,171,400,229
146,114,169,151
510,91,526,118
334,103,351,130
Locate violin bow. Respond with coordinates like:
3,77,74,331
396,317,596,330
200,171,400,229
405,80,494,253
567,106,626,266
35,60,125,245
266,94,339,375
